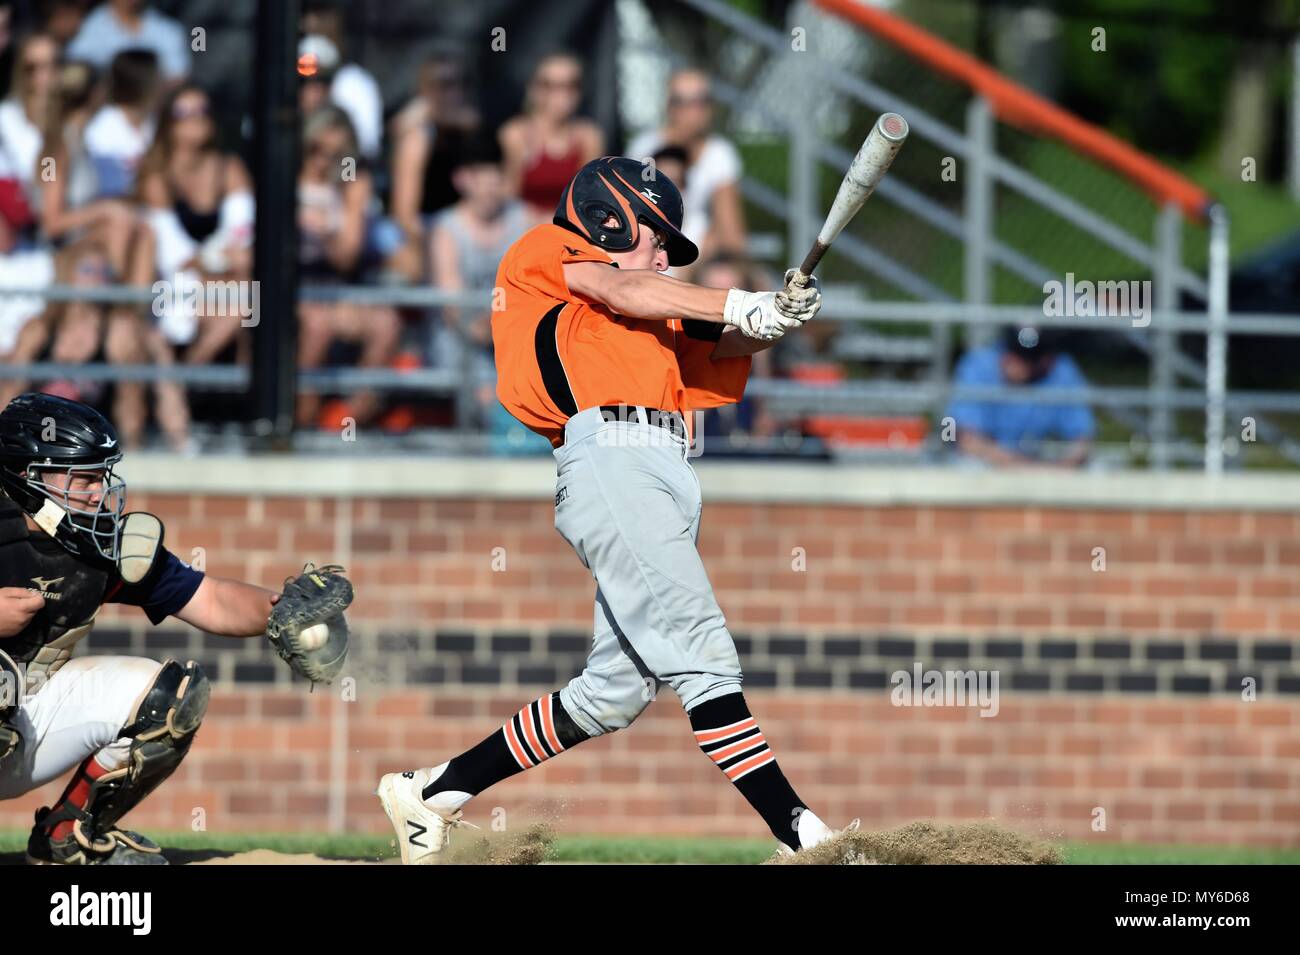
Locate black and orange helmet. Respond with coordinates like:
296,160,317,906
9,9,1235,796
553,156,698,267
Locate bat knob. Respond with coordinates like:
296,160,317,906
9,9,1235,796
879,112,910,142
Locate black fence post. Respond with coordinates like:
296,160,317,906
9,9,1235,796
250,0,300,447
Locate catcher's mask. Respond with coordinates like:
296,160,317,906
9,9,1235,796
0,392,127,566
554,156,698,267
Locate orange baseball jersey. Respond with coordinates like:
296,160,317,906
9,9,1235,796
491,223,751,446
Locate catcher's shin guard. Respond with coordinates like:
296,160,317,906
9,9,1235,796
0,648,22,766
30,659,210,864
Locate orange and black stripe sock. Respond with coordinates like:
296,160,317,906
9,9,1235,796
690,692,805,851
422,690,590,800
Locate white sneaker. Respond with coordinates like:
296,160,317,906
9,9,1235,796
778,809,862,856
376,766,476,865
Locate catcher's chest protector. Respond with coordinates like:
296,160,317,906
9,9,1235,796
0,498,108,682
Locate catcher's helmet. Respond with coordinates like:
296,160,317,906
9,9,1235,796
0,392,126,565
554,156,698,267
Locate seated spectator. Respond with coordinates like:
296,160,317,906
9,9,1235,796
429,135,530,430
38,59,143,272
40,0,91,48
83,48,158,200
0,239,152,447
138,82,254,363
944,326,1096,468
498,52,603,220
626,69,746,269
650,144,688,198
388,51,479,282
0,5,11,102
66,0,189,82
0,237,55,365
297,105,399,429
301,1,383,162
0,32,59,231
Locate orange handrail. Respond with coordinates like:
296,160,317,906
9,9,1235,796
814,0,1213,222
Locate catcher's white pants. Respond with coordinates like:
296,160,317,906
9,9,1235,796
0,656,163,800
553,407,743,737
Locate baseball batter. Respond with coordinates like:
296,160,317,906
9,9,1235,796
379,156,854,861
0,393,348,864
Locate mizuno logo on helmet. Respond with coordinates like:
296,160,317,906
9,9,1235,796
101,437,117,449
641,189,660,203
30,576,64,590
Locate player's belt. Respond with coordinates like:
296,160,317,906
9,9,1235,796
564,404,687,445
600,404,683,429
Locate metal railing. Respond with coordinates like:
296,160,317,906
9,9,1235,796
0,2,1285,470
657,0,1250,473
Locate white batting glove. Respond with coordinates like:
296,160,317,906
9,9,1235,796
723,288,803,341
776,268,822,322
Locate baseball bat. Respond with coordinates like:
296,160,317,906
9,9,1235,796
791,112,910,286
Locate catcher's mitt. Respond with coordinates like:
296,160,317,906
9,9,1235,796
266,563,353,686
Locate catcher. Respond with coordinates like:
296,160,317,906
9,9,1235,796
378,156,854,862
0,392,351,865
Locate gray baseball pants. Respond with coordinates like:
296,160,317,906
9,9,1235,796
553,406,743,737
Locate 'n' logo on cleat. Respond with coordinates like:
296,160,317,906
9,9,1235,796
407,820,428,848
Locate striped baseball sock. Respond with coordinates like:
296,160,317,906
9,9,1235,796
690,692,806,851
421,690,590,802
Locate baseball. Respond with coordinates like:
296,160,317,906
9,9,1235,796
298,623,330,651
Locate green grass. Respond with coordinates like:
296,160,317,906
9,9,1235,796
1060,842,1300,866
4,830,1297,864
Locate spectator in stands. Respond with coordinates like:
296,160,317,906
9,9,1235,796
650,144,688,198
626,68,746,269
0,224,54,366
944,326,1095,468
0,239,149,446
138,82,254,364
498,52,603,220
41,60,191,452
1,58,85,373
39,0,90,48
429,135,530,430
300,2,383,163
0,4,12,102
66,0,189,82
388,51,479,282
40,59,157,298
0,32,59,225
83,48,159,200
37,61,128,253
297,105,400,429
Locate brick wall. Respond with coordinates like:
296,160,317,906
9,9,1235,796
3,488,1298,847
104,495,1300,637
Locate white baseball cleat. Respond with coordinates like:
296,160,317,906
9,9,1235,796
777,809,862,857
375,766,476,865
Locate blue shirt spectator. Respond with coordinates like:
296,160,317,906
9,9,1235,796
67,1,191,81
945,329,1095,466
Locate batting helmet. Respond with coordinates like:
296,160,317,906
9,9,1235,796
0,392,127,566
554,156,698,267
